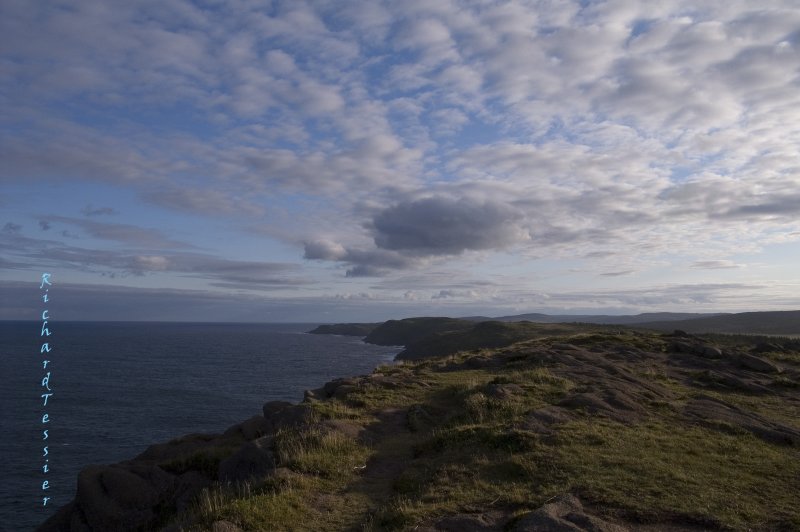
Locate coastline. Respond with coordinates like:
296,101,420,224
37,321,800,531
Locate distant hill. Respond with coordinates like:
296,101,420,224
473,312,724,325
635,310,800,335
364,317,473,346
308,323,380,336
396,320,616,361
310,311,800,351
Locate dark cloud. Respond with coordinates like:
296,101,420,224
717,195,800,220
2,222,22,233
39,220,51,230
82,204,118,217
303,240,345,260
304,239,415,277
345,265,384,278
372,197,525,255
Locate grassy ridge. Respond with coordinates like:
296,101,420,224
165,326,800,531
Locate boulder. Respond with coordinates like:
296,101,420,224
212,520,244,532
738,354,782,373
485,383,524,399
512,494,629,532
323,377,360,397
223,415,270,440
320,419,365,439
135,433,227,463
218,436,276,484
173,470,212,512
73,462,176,531
700,345,723,358
684,396,800,445
434,511,507,531
262,402,315,432
332,384,359,399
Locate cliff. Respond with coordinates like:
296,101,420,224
39,325,800,531
307,323,380,337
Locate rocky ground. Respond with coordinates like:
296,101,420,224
38,326,800,531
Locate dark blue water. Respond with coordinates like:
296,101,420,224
0,321,399,531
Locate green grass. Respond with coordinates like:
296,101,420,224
165,329,799,531
273,425,370,479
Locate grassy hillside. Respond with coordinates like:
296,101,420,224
637,310,800,335
363,317,475,346
160,329,798,531
397,320,621,360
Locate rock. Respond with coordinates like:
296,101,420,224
332,384,359,398
218,436,276,483
368,374,403,388
753,342,784,354
683,396,800,445
670,341,723,358
174,470,212,512
738,354,782,373
303,387,326,402
512,494,629,532
435,512,506,531
223,415,270,440
321,419,364,439
670,341,694,354
527,406,573,426
135,433,227,463
485,383,524,399
323,377,360,397
262,400,294,417
557,389,644,424
551,343,580,351
212,520,244,532
262,402,315,432
700,345,723,358
73,462,176,531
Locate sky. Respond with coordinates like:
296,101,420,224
2,0,800,322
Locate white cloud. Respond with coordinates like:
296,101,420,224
3,0,800,312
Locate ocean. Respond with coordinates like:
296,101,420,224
0,321,400,531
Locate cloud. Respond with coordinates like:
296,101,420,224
431,289,479,300
304,239,416,277
3,1,800,311
82,204,118,216
303,240,347,261
38,220,51,230
691,260,740,270
142,186,265,217
0,229,307,289
372,196,527,255
599,270,636,277
43,216,191,249
3,222,22,233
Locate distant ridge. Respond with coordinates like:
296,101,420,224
634,310,800,335
460,312,724,325
311,311,800,341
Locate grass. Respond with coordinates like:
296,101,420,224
273,425,370,479
163,328,799,531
